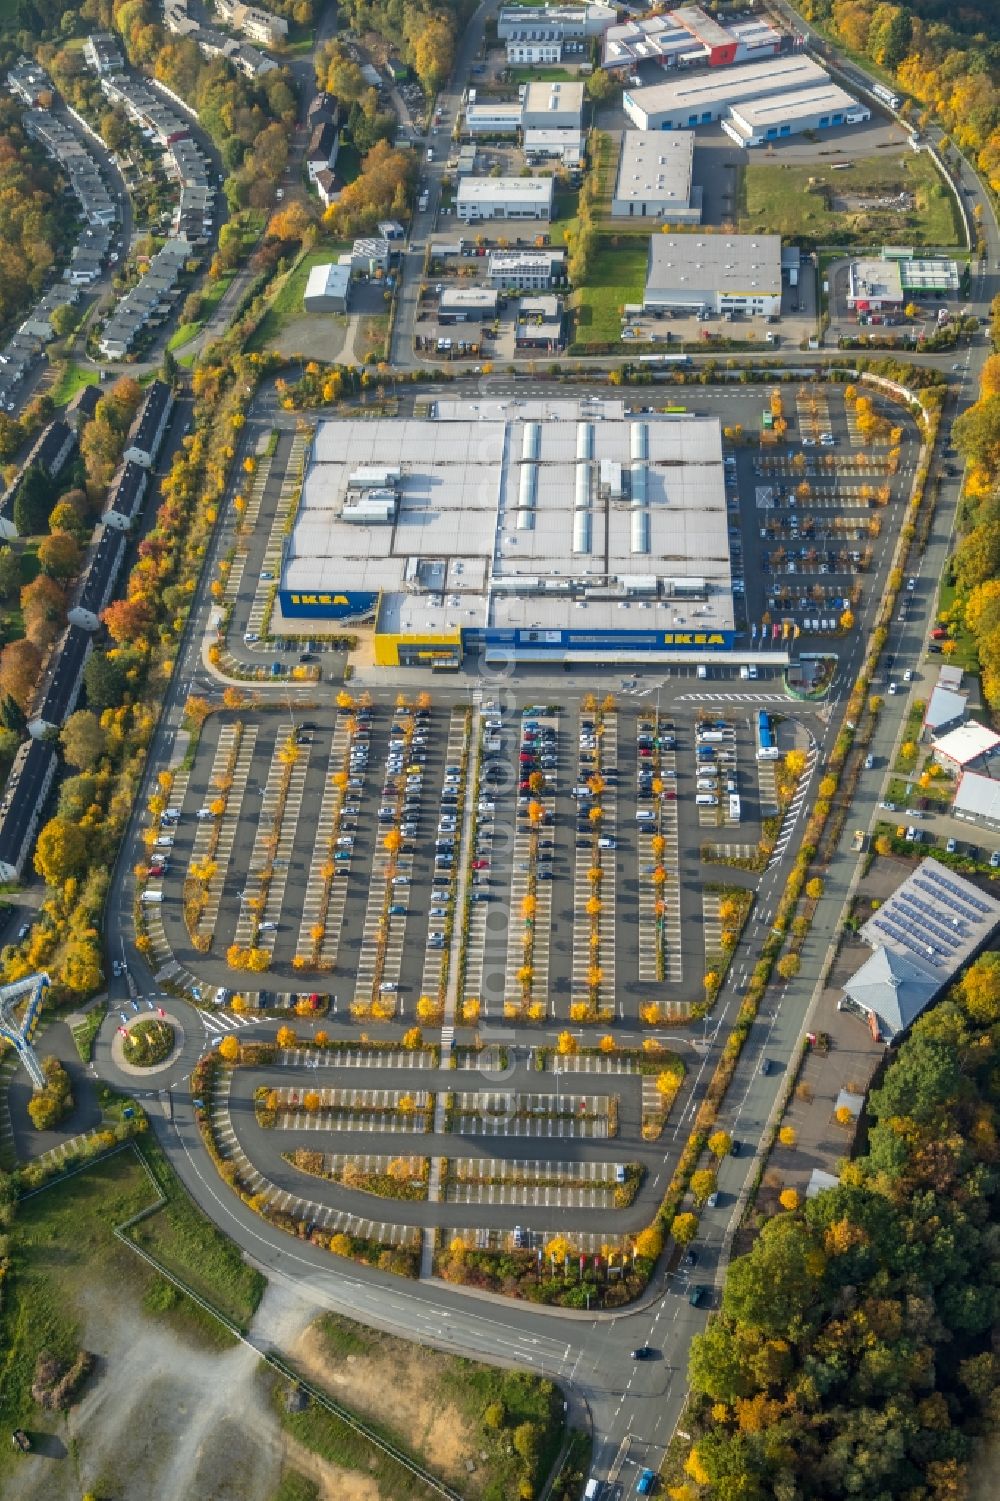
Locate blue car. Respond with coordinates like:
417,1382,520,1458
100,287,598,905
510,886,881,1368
637,1469,657,1496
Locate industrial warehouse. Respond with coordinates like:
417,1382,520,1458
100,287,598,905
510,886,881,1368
278,399,737,667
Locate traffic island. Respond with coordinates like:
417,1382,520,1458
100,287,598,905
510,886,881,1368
112,1015,184,1076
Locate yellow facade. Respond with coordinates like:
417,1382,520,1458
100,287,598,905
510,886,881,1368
373,629,463,667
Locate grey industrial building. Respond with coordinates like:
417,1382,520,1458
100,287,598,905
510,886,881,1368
278,398,738,670
303,261,352,314
612,130,701,222
644,234,782,316
624,53,829,131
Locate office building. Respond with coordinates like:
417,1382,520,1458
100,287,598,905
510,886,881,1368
456,177,554,222
644,234,781,316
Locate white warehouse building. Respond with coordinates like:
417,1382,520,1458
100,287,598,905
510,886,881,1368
521,80,585,132
623,53,828,130
723,82,869,147
456,176,554,222
644,234,782,317
464,101,523,136
611,130,701,222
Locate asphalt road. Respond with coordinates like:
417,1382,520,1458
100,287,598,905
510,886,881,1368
90,18,1000,1497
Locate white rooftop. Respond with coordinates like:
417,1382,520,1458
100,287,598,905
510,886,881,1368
933,721,1000,766
283,400,734,638
626,53,827,115
456,177,554,206
954,772,1000,824
647,234,782,296
729,82,867,129
304,262,351,301
614,129,695,206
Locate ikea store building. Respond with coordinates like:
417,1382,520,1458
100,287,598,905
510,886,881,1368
279,397,740,668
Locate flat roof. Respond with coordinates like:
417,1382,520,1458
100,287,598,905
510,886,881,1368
466,101,522,117
729,82,867,128
604,15,699,66
933,721,1000,765
647,234,781,296
456,177,554,205
849,258,904,302
900,258,960,292
283,400,734,637
522,80,584,113
440,288,499,308
955,771,1000,823
626,53,826,115
614,129,694,205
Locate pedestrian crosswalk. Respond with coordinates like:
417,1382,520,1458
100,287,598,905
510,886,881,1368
199,1009,256,1035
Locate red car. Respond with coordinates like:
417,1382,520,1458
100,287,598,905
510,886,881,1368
472,858,490,870
931,627,947,640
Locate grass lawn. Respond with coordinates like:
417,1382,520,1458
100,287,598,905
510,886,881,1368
335,140,361,186
740,151,961,247
572,236,648,346
167,320,201,352
49,361,98,407
248,240,351,350
0,1139,264,1457
508,66,576,82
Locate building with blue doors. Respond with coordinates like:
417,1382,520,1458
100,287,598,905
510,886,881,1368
279,400,738,668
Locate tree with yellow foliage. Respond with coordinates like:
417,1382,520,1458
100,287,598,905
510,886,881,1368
779,1187,800,1211
671,1212,698,1245
218,1034,239,1064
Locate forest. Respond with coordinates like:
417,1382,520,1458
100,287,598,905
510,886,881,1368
798,0,999,193
0,97,65,337
680,951,1000,1501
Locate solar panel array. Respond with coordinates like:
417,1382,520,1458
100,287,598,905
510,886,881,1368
919,864,992,918
894,894,963,952
871,916,942,967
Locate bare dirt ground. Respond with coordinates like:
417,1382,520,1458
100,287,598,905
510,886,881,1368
291,1319,478,1492
4,1277,381,1501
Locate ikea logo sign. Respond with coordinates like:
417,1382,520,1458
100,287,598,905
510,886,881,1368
282,589,378,620
664,632,726,646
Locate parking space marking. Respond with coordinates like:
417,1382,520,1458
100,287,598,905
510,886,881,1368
211,1072,419,1248
296,715,355,967
444,1156,623,1209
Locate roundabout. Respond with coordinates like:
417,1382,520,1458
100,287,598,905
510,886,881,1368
98,1003,204,1093
122,1017,175,1068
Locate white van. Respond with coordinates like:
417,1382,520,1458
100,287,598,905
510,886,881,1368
696,777,718,792
696,793,718,807
141,889,164,903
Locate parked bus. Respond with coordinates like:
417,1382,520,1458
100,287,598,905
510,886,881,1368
638,354,691,366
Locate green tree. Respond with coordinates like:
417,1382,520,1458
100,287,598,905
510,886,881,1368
83,651,125,711
0,546,20,601
722,1214,824,1338
60,710,106,770
13,463,51,537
